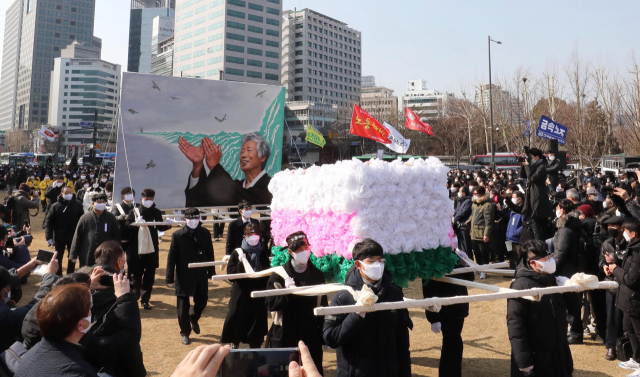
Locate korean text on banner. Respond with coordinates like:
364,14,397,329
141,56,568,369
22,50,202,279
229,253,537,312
536,115,567,144
350,104,391,143
404,107,434,136
382,122,410,154
305,124,326,148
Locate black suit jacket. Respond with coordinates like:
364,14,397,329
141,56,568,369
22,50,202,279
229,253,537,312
226,217,260,256
166,225,215,297
184,164,272,207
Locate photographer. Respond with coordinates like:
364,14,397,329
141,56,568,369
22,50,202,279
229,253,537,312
520,148,552,241
0,226,32,271
12,184,39,227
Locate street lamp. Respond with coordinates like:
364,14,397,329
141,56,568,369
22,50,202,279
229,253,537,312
488,35,502,170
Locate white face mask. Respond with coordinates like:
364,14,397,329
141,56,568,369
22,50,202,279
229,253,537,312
533,257,556,274
80,315,92,334
624,231,633,242
92,183,99,189
101,178,107,183
124,194,133,202
449,187,457,193
63,194,73,201
110,175,114,178
616,209,622,217
81,175,86,179
105,191,112,196
93,203,106,211
246,234,260,246
556,209,563,218
549,156,555,161
512,198,521,205
142,200,153,208
84,184,90,189
291,249,310,264
242,209,253,219
107,199,113,206
556,186,563,192
457,192,463,198
468,186,474,192
186,218,200,229
45,176,50,180
359,260,384,281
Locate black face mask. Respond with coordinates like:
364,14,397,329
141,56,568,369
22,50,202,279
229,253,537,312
608,228,620,238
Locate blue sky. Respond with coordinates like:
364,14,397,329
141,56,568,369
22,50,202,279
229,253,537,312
1,0,639,98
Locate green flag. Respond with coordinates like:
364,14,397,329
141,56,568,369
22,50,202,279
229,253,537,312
305,124,326,148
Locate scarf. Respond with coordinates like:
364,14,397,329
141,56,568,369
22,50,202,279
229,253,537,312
241,239,263,271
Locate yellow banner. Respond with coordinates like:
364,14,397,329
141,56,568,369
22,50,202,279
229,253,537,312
305,124,326,148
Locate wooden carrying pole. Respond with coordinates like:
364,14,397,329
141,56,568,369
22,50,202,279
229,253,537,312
313,281,618,316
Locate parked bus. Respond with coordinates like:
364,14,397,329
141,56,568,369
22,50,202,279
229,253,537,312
82,152,115,166
8,153,35,166
0,153,10,164
472,153,522,169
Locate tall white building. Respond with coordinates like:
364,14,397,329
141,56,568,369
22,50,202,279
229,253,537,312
474,84,523,126
150,16,175,76
402,79,453,120
0,0,24,131
172,0,282,84
128,1,174,73
48,46,121,157
0,0,97,131
281,8,362,106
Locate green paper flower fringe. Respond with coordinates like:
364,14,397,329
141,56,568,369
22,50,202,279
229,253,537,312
270,246,459,288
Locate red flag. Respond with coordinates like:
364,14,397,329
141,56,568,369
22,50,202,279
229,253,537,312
404,107,434,136
350,104,391,143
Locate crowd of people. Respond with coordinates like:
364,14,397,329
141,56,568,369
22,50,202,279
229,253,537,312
448,148,640,377
1,148,639,376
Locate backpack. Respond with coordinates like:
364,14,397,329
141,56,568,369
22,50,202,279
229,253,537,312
3,196,16,224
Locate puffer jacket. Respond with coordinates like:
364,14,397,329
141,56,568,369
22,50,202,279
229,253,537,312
470,193,495,241
553,210,584,278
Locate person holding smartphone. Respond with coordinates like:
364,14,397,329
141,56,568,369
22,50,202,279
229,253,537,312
264,232,328,375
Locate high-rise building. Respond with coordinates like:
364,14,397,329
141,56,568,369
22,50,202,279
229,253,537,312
0,0,97,131
360,85,398,122
474,84,523,126
0,0,24,131
281,8,362,106
48,44,121,158
172,0,283,83
402,79,453,120
150,15,175,75
361,75,375,88
60,38,102,59
128,0,175,73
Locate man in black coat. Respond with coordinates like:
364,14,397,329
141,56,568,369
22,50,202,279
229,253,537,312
521,148,552,240
545,150,561,189
181,133,273,207
453,187,472,256
69,193,120,269
507,240,573,377
166,208,215,345
265,232,328,374
423,254,474,377
111,187,137,276
599,216,626,361
43,175,65,213
44,186,84,275
610,219,640,371
225,200,260,257
124,188,171,310
323,239,413,377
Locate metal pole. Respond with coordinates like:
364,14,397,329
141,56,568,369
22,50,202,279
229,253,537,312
488,36,495,170
93,109,98,160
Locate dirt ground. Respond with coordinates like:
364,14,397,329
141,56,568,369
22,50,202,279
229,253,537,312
17,207,619,377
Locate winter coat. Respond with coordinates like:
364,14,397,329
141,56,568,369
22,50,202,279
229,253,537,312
546,158,561,188
506,210,524,243
69,210,120,268
507,261,573,377
44,195,84,245
166,225,215,297
613,239,640,314
599,237,626,282
220,246,270,345
37,179,51,192
265,260,327,372
470,193,495,241
15,338,97,377
5,173,16,186
0,272,57,352
124,203,170,270
80,292,146,377
423,259,473,322
504,198,535,244
111,201,137,243
323,269,413,377
25,177,39,190
453,196,472,223
522,159,552,220
553,211,584,277
12,191,38,227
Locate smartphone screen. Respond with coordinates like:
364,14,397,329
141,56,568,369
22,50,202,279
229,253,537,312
36,249,55,264
216,348,299,377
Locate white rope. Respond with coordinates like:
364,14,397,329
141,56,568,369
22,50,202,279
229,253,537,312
313,281,619,316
